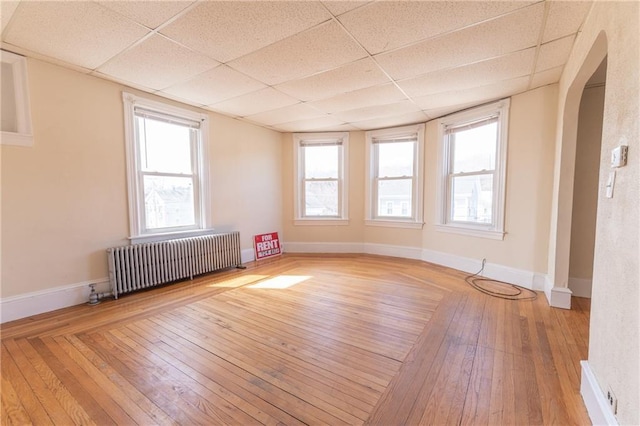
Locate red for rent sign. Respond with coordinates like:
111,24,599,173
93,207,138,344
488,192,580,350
254,232,281,260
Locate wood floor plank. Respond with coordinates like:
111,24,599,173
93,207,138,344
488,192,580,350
0,254,591,425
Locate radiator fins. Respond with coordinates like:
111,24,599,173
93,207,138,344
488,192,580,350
107,232,241,299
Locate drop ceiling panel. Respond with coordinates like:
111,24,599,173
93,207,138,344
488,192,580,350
97,1,194,29
98,34,219,90
1,1,19,33
245,103,325,126
413,76,529,111
229,20,368,86
162,65,267,106
272,115,347,132
350,111,429,131
398,48,535,98
543,1,592,43
530,66,564,89
374,2,544,81
339,1,535,55
3,1,149,69
321,1,371,17
310,83,407,114
160,1,331,63
275,58,390,101
208,87,300,117
535,35,575,73
333,101,422,123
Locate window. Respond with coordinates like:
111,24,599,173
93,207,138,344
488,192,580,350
1,50,33,146
365,124,424,228
437,99,510,239
293,132,348,224
123,92,210,242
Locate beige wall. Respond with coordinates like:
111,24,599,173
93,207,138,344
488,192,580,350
553,2,639,423
1,58,282,298
423,85,557,273
283,84,558,276
569,85,604,281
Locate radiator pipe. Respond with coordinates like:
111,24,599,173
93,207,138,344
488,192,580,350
87,284,113,305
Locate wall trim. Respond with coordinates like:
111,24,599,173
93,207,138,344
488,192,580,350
544,276,573,309
241,248,256,264
284,241,546,291
581,360,618,425
1,278,110,324
569,276,593,298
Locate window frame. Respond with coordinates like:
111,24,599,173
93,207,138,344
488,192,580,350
123,92,212,243
293,132,349,225
365,123,425,229
1,50,33,146
436,99,510,240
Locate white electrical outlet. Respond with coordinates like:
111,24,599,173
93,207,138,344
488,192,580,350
606,387,618,415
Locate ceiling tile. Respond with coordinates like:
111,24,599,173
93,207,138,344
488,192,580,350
374,2,544,81
97,1,195,30
2,1,149,69
160,1,331,63
208,87,300,117
272,115,347,132
397,48,535,98
349,111,429,131
1,1,20,33
310,83,407,114
275,58,390,101
530,66,564,89
245,103,325,126
422,102,482,121
321,1,370,17
414,76,530,111
333,100,423,123
228,20,367,86
535,35,575,73
339,1,535,55
97,34,219,90
543,1,592,43
162,65,267,106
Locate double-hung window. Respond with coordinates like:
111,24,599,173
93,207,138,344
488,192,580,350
437,99,509,239
293,132,348,224
123,92,210,242
365,124,424,228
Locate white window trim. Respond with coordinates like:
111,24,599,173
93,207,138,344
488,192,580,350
293,132,349,225
1,50,33,146
365,123,425,229
436,99,510,240
123,92,212,244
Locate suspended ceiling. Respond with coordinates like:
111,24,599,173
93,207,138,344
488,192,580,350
1,1,593,132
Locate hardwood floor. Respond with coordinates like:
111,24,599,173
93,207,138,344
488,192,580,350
1,254,591,425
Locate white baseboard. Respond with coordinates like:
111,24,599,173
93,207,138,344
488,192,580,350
1,278,110,324
284,241,547,292
544,276,573,309
569,277,592,298
241,248,255,264
365,243,423,260
283,242,364,254
581,360,618,425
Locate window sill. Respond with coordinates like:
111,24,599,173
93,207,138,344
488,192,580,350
435,224,505,240
294,218,349,226
129,229,216,245
365,219,424,229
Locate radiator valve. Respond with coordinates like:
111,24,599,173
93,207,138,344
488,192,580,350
87,284,113,305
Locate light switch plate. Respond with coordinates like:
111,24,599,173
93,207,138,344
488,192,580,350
606,171,616,198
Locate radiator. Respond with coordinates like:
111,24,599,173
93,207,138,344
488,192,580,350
107,232,242,298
